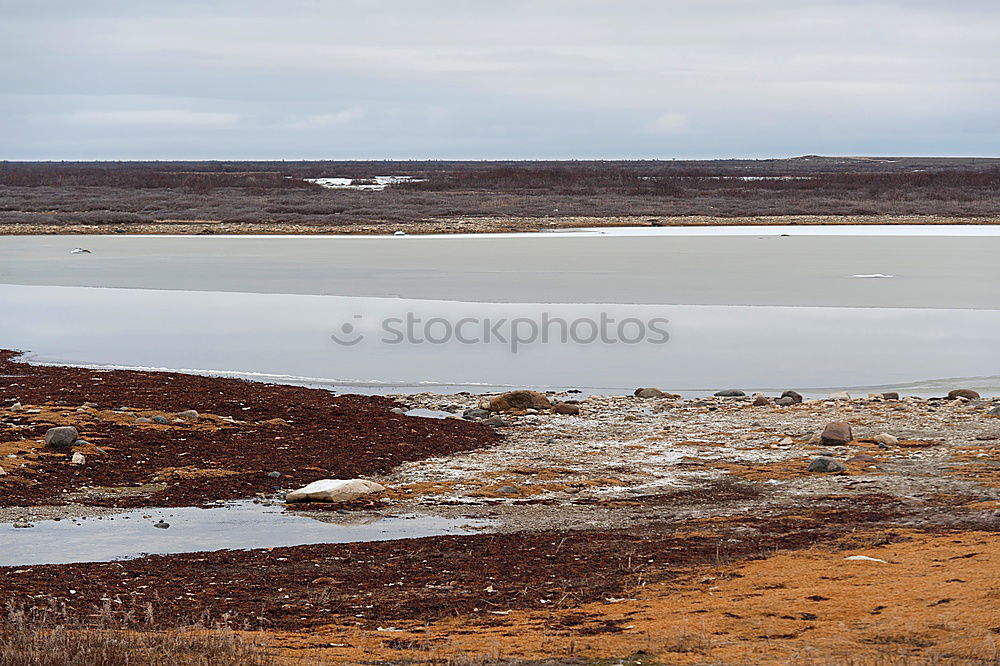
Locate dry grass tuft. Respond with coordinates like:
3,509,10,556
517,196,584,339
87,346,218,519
0,602,273,666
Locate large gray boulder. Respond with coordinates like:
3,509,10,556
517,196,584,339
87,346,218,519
463,407,491,420
285,479,386,503
820,421,853,446
714,389,746,397
948,389,980,400
44,426,79,450
781,390,803,404
808,456,846,473
634,388,665,398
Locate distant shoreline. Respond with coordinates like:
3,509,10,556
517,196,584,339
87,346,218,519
3,214,1000,236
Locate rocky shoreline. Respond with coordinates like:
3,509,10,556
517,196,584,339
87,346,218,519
2,213,998,236
3,352,1000,663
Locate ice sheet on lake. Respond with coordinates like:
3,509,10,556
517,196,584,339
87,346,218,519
2,284,999,397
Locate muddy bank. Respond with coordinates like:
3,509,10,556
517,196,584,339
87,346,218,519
0,350,496,507
0,493,917,630
2,214,999,236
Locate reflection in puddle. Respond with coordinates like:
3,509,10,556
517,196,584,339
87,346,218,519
0,502,489,567
405,408,457,419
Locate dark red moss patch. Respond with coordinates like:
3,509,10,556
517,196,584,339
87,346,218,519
0,503,906,631
0,350,497,507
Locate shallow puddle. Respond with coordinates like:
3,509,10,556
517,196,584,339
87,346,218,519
405,408,458,419
0,502,489,567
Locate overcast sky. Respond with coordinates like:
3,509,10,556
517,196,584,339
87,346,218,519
3,1,999,160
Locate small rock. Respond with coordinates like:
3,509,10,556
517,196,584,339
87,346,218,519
988,406,1000,416
487,390,552,412
134,417,152,424
267,471,282,478
0,466,5,476
44,426,79,450
71,452,86,465
177,410,200,421
553,403,580,415
847,454,876,463
495,485,520,495
948,389,980,400
463,408,491,420
881,392,900,400
714,389,745,397
844,555,887,563
285,478,386,503
153,520,170,529
779,437,794,446
828,391,851,400
820,421,853,446
775,396,796,407
808,456,846,473
781,390,803,404
13,519,34,529
82,402,98,409
483,416,508,427
752,393,770,406
634,388,665,398
10,402,23,412
390,407,406,415
874,433,899,447
151,416,169,425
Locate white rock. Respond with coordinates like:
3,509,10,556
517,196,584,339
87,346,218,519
874,433,899,447
829,391,852,400
285,478,386,503
71,452,86,465
10,402,22,411
844,555,888,563
0,466,6,475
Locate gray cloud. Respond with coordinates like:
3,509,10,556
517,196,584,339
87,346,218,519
2,1,998,159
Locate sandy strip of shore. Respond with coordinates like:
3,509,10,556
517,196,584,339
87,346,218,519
2,214,1000,236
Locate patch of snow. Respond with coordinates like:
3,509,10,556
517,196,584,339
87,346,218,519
306,176,425,191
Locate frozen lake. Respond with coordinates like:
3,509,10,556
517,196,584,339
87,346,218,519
1,229,998,396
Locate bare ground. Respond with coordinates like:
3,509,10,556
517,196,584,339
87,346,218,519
2,357,1000,664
